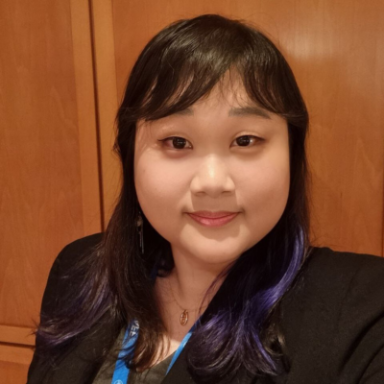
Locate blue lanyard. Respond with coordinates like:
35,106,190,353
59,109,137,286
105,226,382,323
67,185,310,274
111,320,196,384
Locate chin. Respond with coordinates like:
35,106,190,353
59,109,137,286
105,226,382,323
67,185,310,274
190,246,244,266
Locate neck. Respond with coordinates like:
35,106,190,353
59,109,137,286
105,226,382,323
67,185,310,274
165,246,231,311
169,265,217,311
155,247,232,341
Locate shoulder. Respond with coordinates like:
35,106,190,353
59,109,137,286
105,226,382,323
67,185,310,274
52,233,104,271
304,245,384,279
281,247,384,382
284,245,384,322
28,233,113,384
286,246,383,301
41,233,104,316
294,246,384,312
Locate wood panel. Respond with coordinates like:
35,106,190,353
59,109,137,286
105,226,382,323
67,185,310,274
0,325,35,347
0,344,34,365
0,0,103,378
0,360,30,384
0,344,33,384
70,0,103,233
101,0,384,255
90,0,121,225
0,0,102,332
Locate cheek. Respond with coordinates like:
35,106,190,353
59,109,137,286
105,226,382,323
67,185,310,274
135,161,167,206
245,162,289,203
134,157,187,240
241,153,290,235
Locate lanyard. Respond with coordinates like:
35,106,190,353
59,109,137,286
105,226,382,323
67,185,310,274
111,320,196,384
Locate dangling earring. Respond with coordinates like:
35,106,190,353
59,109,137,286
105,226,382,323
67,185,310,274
137,210,144,254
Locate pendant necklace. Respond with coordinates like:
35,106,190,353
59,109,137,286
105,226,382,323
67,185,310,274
167,279,207,326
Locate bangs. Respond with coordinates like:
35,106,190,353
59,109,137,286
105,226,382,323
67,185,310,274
121,15,307,126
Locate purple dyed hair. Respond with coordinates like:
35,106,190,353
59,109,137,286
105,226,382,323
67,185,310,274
37,14,311,382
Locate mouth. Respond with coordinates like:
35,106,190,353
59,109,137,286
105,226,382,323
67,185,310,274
186,211,239,227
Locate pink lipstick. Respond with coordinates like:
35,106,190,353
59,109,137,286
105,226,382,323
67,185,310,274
187,211,238,227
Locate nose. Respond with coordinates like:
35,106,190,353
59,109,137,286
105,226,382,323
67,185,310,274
190,155,235,197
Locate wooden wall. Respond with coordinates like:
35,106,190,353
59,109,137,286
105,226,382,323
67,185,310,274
0,0,383,381
0,0,102,379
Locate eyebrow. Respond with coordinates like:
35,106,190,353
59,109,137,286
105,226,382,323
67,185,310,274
228,106,271,119
172,106,271,119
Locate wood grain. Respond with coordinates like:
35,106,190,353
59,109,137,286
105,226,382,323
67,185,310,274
70,0,103,233
0,344,34,365
0,360,30,384
90,0,121,226
0,325,35,346
0,0,102,329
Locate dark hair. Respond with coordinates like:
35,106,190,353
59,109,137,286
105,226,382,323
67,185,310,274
38,14,311,382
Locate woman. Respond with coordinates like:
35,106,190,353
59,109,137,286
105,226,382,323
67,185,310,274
28,14,384,384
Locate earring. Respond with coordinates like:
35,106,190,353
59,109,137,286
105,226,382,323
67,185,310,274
137,210,144,254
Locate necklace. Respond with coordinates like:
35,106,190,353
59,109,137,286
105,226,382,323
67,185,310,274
167,279,207,326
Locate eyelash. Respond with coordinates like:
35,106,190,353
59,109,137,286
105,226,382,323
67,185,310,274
158,135,264,150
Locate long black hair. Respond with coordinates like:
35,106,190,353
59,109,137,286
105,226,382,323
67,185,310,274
38,14,311,383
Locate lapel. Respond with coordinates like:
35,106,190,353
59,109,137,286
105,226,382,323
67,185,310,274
161,346,266,384
160,284,289,384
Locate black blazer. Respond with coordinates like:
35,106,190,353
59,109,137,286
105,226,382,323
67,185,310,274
27,234,384,384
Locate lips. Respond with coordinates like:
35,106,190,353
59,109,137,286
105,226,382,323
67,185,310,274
187,211,239,227
190,211,236,218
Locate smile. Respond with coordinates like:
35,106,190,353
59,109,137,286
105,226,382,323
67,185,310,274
187,212,239,227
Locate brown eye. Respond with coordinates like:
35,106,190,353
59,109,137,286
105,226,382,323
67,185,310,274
234,135,262,147
159,137,192,149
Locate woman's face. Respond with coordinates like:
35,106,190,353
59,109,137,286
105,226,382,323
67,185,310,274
134,75,290,272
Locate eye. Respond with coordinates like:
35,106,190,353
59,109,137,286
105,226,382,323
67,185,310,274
233,135,263,147
158,136,192,150
158,135,263,150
